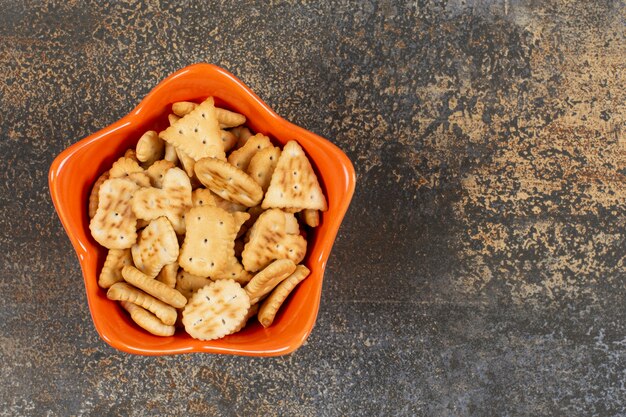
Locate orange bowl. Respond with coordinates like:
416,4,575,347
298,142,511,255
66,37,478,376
48,63,355,356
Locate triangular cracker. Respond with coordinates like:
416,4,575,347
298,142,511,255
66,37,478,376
262,140,327,211
159,97,225,161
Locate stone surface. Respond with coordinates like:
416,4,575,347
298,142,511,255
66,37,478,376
1,1,625,416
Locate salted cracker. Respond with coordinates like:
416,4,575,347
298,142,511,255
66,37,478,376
191,188,217,207
182,279,250,341
172,101,246,128
159,97,225,161
194,157,263,207
98,248,133,289
89,178,140,249
247,146,281,191
227,134,272,172
262,140,327,211
131,167,192,235
175,269,213,300
244,259,297,304
257,265,310,327
130,217,179,278
241,208,307,272
89,171,109,219
109,156,143,178
108,282,177,325
122,265,187,308
120,301,175,337
145,160,175,188
178,206,236,277
136,130,164,166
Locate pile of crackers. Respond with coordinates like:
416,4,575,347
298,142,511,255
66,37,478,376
88,97,327,340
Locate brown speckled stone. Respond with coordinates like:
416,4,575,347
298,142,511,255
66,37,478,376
1,1,625,416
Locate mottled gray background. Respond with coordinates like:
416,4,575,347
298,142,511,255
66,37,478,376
1,0,625,416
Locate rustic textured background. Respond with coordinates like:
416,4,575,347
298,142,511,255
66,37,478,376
1,0,625,416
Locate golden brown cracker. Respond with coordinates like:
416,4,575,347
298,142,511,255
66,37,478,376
131,217,179,278
232,126,254,149
124,148,139,162
191,188,217,207
89,171,110,219
241,208,307,272
178,206,236,277
244,259,297,304
182,279,250,340
136,130,164,166
109,156,143,178
108,282,177,326
89,178,140,249
168,113,180,125
227,134,272,172
262,140,327,211
221,130,238,152
163,141,179,165
98,248,133,289
131,167,193,235
159,97,225,161
176,147,196,178
194,157,263,207
212,191,248,213
215,107,246,128
157,262,178,288
232,303,259,333
175,269,213,300
122,265,187,308
120,301,175,337
257,265,310,327
247,146,281,191
172,101,197,117
302,209,320,228
145,160,175,188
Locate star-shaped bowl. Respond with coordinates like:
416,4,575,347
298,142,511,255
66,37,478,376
48,63,355,356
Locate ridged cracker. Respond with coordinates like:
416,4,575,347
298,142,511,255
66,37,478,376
122,265,187,308
194,157,263,207
131,217,179,278
179,206,236,277
182,279,250,341
131,167,192,235
258,265,311,327
244,259,297,304
241,209,307,272
136,130,164,166
262,140,328,211
98,248,133,289
108,282,177,325
89,178,140,249
120,301,175,337
89,171,109,218
227,134,272,172
248,146,281,192
159,97,225,161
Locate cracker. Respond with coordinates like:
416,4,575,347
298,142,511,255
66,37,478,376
213,191,248,213
168,113,180,125
212,257,253,284
221,130,238,153
194,157,263,207
164,142,179,164
178,206,236,277
182,279,250,341
131,167,192,235
262,140,328,211
257,265,310,328
136,130,164,166
191,188,217,207
175,269,213,300
109,156,143,178
156,262,178,288
124,148,139,162
244,259,297,304
176,147,196,178
122,265,187,308
89,171,109,219
227,134,272,172
159,97,225,161
233,211,251,238
108,282,177,325
241,209,307,272
232,126,253,148
232,303,259,333
98,248,133,289
89,178,140,249
247,146,281,191
172,101,197,117
145,160,175,188
131,217,179,278
120,301,175,337
215,107,246,128
302,209,320,228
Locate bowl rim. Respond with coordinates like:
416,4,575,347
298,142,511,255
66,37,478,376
48,63,356,356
